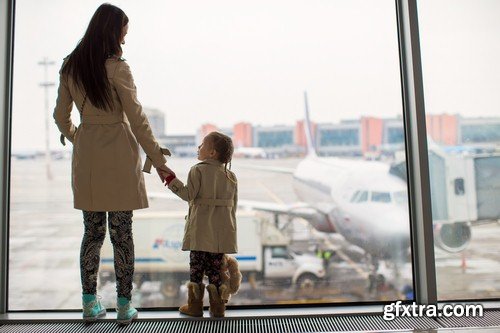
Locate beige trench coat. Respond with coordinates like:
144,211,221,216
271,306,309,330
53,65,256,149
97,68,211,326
168,159,238,254
53,57,167,212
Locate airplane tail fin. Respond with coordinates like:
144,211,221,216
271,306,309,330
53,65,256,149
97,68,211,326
303,91,317,157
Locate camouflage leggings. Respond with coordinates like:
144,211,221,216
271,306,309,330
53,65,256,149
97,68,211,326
190,251,224,287
80,211,134,300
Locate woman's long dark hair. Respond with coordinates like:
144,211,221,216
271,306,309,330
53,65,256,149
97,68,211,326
62,3,128,111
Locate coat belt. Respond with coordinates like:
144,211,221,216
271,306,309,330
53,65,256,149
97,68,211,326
59,114,127,146
81,114,125,124
192,198,233,207
141,148,171,173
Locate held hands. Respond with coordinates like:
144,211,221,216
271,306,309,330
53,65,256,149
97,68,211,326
156,164,176,185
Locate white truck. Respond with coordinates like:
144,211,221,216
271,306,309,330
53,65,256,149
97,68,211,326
99,211,325,297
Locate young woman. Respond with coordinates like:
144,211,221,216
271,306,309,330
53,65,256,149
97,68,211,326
53,3,170,325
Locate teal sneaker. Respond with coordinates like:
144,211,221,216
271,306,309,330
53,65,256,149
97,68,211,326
116,296,138,325
82,294,106,322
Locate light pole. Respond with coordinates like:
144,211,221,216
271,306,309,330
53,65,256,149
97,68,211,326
38,57,55,180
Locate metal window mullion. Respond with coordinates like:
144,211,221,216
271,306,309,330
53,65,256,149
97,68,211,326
0,0,15,314
395,0,437,305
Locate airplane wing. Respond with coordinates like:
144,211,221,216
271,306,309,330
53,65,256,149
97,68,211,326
148,192,338,233
238,199,314,215
239,199,338,233
149,193,317,217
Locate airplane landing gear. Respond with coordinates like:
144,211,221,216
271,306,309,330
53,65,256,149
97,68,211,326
366,256,386,298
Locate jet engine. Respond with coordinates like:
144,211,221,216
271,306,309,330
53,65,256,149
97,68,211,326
433,222,471,253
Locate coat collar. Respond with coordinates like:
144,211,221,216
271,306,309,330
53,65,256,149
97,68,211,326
199,159,224,167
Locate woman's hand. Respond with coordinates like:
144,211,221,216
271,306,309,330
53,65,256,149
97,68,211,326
156,164,175,183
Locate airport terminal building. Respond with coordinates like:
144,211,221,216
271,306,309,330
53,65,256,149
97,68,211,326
193,115,500,158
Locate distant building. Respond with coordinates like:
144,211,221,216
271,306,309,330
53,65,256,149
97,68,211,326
253,125,301,157
159,135,197,157
458,117,500,145
233,122,253,147
380,118,405,154
316,121,361,156
197,124,219,142
194,114,500,159
143,108,165,138
254,125,294,148
219,127,234,139
360,117,384,155
426,114,458,146
295,120,317,149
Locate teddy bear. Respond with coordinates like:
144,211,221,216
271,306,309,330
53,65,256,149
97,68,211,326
219,254,242,303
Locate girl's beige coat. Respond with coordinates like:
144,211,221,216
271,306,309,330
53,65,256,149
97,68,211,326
54,58,166,211
168,159,238,254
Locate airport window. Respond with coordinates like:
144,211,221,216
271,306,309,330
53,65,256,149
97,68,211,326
319,128,359,147
255,130,294,148
9,0,412,310
461,124,500,144
387,127,404,144
418,0,500,300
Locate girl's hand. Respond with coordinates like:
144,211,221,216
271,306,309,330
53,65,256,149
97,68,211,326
156,165,176,184
156,165,173,181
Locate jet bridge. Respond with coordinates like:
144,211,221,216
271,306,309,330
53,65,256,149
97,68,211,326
391,149,500,253
391,150,500,224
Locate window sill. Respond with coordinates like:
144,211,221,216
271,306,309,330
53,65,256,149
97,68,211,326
1,304,384,322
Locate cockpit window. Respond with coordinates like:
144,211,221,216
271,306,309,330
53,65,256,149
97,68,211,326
351,190,368,203
371,191,391,203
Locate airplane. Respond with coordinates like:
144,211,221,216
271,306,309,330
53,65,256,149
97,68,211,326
149,92,480,295
235,92,412,284
237,92,478,259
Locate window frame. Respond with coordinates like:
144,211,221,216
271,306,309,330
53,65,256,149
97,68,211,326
0,0,14,315
0,0,444,313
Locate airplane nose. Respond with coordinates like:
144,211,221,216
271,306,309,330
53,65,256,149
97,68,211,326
366,208,411,254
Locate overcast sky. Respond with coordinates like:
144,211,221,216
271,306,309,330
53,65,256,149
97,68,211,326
10,0,500,151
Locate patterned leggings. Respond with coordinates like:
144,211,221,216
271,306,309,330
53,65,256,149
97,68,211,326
80,211,134,300
190,251,224,287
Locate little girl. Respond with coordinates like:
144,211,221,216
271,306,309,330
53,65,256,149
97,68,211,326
161,131,238,318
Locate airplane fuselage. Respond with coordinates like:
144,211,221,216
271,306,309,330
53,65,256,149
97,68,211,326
291,156,411,260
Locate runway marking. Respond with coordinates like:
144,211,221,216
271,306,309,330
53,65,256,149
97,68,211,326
258,181,285,204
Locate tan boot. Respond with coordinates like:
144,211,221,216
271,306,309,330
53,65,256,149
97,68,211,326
179,282,205,317
206,284,225,318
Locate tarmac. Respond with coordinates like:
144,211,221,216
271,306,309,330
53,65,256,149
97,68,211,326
7,156,500,310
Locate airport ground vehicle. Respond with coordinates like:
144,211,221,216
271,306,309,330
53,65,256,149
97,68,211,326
99,211,325,297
